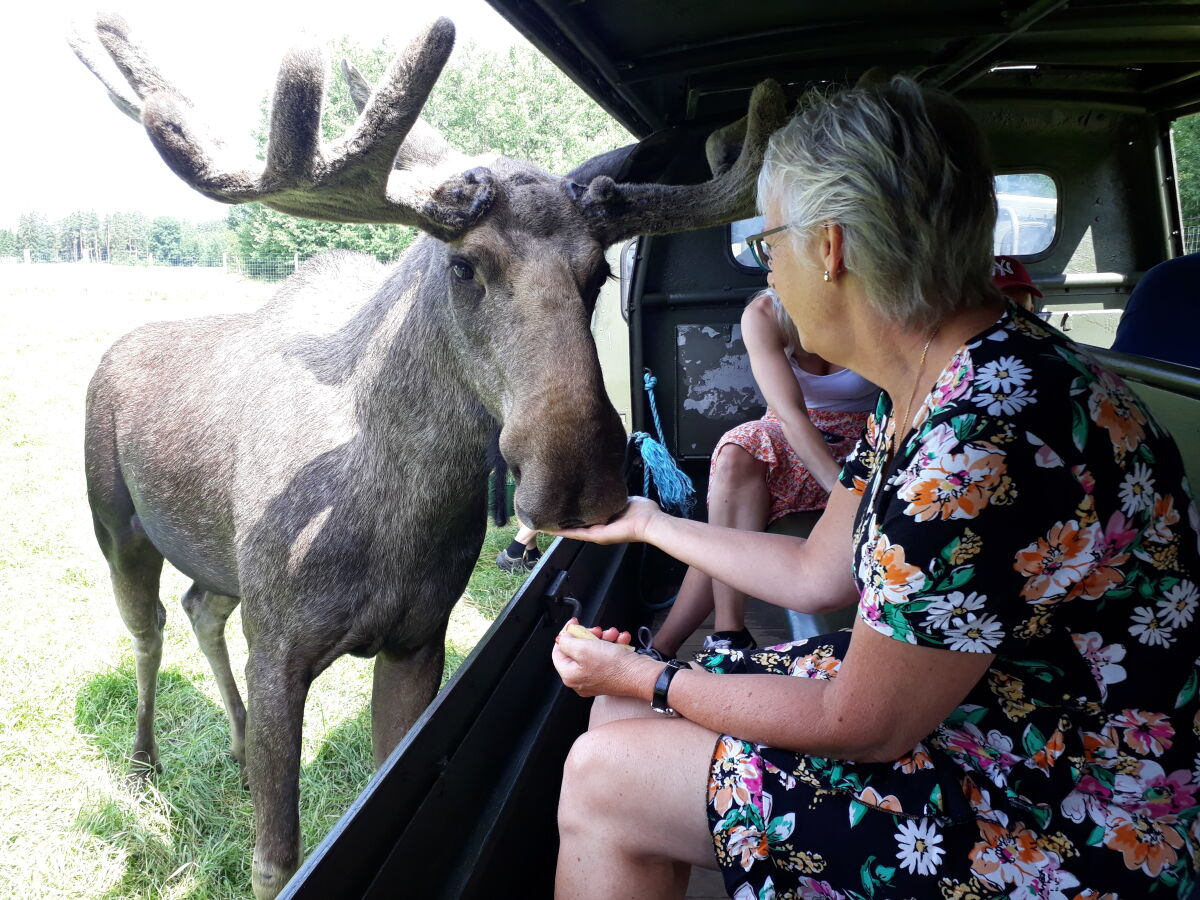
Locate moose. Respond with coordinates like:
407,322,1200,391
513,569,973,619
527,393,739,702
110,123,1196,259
72,13,785,898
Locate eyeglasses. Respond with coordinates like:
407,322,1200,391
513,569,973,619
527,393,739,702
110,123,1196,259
743,224,790,272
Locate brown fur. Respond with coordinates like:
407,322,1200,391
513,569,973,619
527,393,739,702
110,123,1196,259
72,14,786,898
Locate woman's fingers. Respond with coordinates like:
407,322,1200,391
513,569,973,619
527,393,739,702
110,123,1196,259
547,496,663,545
552,622,644,698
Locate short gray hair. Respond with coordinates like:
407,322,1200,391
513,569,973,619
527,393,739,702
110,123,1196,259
758,77,998,329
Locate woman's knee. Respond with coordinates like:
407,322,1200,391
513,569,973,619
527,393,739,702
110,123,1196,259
711,444,765,491
559,727,622,833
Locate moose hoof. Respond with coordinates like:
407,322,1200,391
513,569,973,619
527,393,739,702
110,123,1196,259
252,845,301,900
251,870,293,900
128,747,162,781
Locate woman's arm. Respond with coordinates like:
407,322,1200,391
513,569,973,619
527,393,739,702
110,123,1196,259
555,617,994,762
742,297,843,493
553,484,861,614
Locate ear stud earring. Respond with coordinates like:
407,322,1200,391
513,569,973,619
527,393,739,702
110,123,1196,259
823,270,831,282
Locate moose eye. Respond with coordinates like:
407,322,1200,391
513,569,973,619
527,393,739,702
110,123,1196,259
450,260,475,282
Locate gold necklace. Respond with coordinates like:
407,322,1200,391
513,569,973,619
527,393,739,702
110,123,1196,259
892,327,939,461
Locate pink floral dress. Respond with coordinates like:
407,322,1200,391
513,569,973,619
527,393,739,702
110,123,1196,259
700,305,1200,899
712,408,871,520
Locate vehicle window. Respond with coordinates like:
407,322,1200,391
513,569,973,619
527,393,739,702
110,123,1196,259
1171,112,1200,254
731,179,1059,267
729,215,766,270
994,173,1058,257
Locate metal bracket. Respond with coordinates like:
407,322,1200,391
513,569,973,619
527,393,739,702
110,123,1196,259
542,569,582,627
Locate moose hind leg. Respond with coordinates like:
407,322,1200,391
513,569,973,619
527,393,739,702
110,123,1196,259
105,540,167,776
182,586,247,766
245,646,312,900
370,627,448,767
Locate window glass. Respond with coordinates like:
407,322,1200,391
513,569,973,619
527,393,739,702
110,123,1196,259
1171,113,1200,253
732,180,1059,265
994,173,1057,256
729,215,766,269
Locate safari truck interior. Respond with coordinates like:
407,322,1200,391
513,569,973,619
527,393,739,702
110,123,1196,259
282,1,1200,897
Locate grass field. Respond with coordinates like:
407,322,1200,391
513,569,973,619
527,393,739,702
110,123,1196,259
0,263,538,898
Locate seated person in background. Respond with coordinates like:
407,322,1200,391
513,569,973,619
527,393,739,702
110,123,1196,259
550,76,1200,900
644,288,877,658
992,254,1043,312
496,524,542,573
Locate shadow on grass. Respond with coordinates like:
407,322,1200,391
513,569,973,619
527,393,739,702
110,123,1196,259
74,661,374,899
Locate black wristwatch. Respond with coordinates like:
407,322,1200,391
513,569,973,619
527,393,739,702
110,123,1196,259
651,659,692,717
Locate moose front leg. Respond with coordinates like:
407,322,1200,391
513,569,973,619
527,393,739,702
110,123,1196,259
370,628,447,767
245,647,312,900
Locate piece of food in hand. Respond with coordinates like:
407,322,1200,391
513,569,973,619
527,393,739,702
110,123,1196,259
563,623,635,651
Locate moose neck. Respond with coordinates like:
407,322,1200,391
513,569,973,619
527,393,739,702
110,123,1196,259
353,237,495,501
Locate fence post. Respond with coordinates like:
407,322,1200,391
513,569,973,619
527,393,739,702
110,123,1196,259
293,252,299,271
23,248,31,264
222,252,229,271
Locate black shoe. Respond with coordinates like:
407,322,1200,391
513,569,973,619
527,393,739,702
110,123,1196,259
702,628,757,652
496,547,541,573
633,625,666,661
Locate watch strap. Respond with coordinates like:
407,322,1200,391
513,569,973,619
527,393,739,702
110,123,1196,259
651,658,692,716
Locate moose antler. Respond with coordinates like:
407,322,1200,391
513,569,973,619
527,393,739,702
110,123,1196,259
574,80,788,246
70,14,494,240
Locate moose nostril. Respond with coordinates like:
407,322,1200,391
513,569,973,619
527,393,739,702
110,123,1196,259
511,465,522,482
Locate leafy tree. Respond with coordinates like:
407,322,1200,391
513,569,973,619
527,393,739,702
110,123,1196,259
149,216,185,263
104,211,151,263
0,229,17,257
17,212,56,262
421,42,632,174
192,219,235,266
232,37,633,262
1172,113,1200,222
56,209,103,262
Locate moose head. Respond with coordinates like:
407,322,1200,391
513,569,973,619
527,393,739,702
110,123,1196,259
72,14,785,533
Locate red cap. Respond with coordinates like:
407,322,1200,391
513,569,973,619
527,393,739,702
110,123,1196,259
992,255,1043,298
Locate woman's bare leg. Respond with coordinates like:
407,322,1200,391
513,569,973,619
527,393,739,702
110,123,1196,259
556,716,721,900
706,445,770,632
649,566,714,658
650,444,770,653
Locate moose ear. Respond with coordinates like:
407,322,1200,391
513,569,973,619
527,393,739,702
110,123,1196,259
566,127,683,187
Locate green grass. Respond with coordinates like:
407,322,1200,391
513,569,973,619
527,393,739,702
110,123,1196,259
0,264,542,898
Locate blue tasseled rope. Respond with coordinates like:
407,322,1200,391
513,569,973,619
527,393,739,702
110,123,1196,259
631,371,695,518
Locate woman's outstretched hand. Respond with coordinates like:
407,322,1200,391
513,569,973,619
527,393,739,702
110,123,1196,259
552,618,653,698
547,495,664,545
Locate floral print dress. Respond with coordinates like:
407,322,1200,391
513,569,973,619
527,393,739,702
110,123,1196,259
700,305,1200,900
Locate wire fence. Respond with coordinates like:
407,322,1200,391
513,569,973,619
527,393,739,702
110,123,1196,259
1185,219,1200,255
5,225,1200,277
0,253,400,283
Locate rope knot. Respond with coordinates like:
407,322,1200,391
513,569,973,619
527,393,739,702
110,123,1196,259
633,368,694,518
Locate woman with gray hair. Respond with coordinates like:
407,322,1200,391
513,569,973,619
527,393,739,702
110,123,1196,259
549,77,1200,898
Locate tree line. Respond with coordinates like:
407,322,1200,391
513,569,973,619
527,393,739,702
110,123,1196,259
2,40,633,267
5,47,1198,266
1,211,233,265
1174,114,1200,222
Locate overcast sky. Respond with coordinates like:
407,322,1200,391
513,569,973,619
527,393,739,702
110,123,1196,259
0,1,524,230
